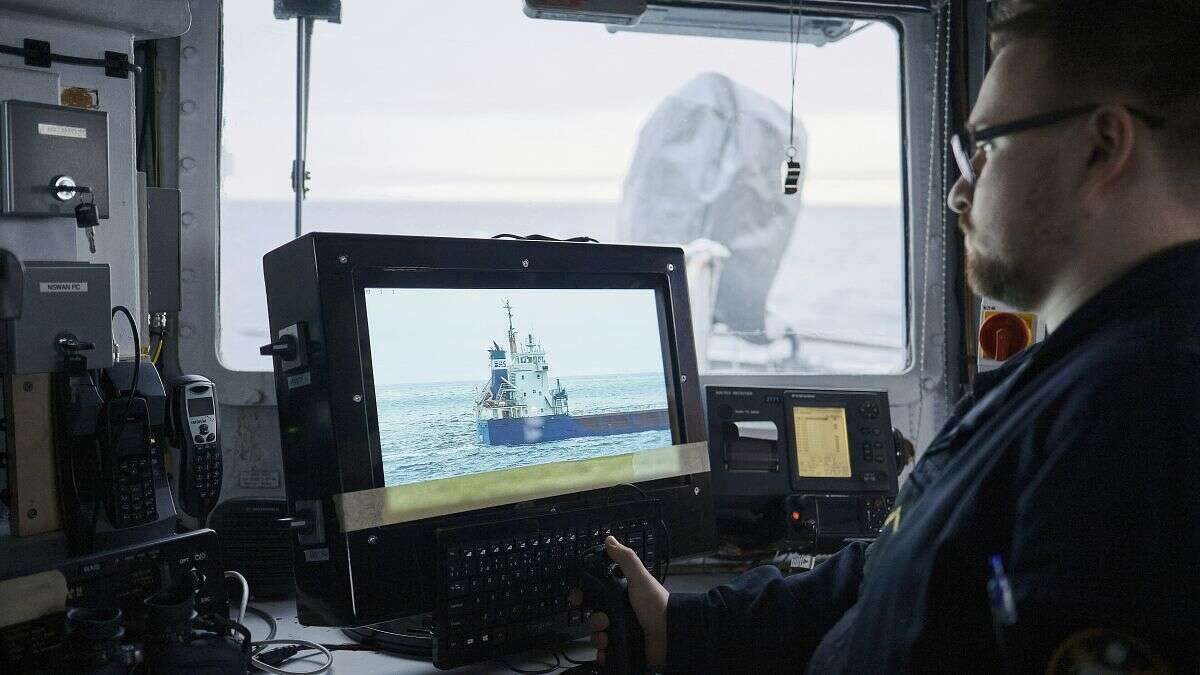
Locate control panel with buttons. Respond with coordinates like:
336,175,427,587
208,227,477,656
707,387,901,499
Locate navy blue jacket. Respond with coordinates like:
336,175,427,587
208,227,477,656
667,242,1200,672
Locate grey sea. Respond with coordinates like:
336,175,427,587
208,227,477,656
220,200,905,374
376,372,671,486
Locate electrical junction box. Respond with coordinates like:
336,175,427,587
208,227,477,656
1,262,113,374
0,100,110,218
145,186,182,313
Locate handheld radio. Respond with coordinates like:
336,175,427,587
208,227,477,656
168,375,222,522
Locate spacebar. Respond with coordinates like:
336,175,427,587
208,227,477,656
511,612,569,640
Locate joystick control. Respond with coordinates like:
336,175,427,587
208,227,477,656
570,543,647,675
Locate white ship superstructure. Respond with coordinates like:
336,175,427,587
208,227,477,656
476,301,569,421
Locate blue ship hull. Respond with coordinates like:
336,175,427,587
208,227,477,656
477,409,670,445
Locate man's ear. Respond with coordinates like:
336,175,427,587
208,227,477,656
1083,105,1138,201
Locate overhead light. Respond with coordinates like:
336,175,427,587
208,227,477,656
607,5,859,46
524,0,647,27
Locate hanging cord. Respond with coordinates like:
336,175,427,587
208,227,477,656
225,571,249,624
223,570,334,674
786,0,804,159
244,605,278,642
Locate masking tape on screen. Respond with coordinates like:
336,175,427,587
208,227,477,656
334,441,710,532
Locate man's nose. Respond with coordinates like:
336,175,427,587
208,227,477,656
947,172,972,215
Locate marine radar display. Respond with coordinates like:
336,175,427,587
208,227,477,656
362,287,673,487
475,301,670,445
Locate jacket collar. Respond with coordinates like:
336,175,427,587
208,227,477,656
1031,239,1200,368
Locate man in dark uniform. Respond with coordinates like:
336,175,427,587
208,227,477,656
573,0,1200,671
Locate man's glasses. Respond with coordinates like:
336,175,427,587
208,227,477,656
951,104,1167,186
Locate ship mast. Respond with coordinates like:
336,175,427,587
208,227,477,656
504,299,518,354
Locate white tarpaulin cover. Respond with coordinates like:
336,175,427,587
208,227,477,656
617,72,807,340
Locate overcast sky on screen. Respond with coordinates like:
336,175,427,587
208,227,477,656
363,287,666,384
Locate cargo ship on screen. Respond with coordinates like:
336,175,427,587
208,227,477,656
475,301,670,445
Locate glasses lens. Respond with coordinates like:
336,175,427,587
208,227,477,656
950,133,975,185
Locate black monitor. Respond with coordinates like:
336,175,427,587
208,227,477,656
263,233,714,626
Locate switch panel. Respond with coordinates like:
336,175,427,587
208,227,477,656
1,262,112,373
0,100,110,218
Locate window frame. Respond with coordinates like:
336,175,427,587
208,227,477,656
176,0,961,449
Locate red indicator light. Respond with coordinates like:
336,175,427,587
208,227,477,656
791,511,800,521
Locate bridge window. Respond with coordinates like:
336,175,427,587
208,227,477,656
218,3,905,375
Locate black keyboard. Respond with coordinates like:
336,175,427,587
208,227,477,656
432,501,664,669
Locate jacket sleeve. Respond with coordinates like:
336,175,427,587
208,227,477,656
1003,357,1200,672
664,540,868,674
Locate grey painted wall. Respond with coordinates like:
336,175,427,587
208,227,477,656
0,2,190,319
0,9,138,314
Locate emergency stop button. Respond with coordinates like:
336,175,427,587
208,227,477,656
979,312,1032,362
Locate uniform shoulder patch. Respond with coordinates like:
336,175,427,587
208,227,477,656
881,505,902,534
1046,628,1171,674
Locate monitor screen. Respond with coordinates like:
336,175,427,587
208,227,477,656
363,287,674,488
187,397,215,417
791,406,852,478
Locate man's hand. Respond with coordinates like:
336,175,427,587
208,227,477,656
568,535,669,668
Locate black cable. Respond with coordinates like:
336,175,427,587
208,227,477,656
605,482,649,503
560,639,591,665
491,233,599,243
245,604,278,642
496,646,560,675
604,483,669,582
135,42,153,177
0,42,140,74
112,306,142,400
200,613,254,654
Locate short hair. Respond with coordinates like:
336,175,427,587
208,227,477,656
990,0,1200,192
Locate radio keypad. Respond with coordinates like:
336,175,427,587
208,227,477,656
112,457,157,528
189,442,223,505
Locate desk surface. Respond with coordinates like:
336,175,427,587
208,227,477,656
247,574,734,674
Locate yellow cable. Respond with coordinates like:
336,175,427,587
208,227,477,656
152,338,164,364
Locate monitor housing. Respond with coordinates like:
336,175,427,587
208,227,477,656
263,233,714,626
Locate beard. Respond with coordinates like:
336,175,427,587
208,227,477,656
964,238,1047,311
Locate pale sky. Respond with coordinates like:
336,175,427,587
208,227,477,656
220,1,902,206
363,288,666,384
